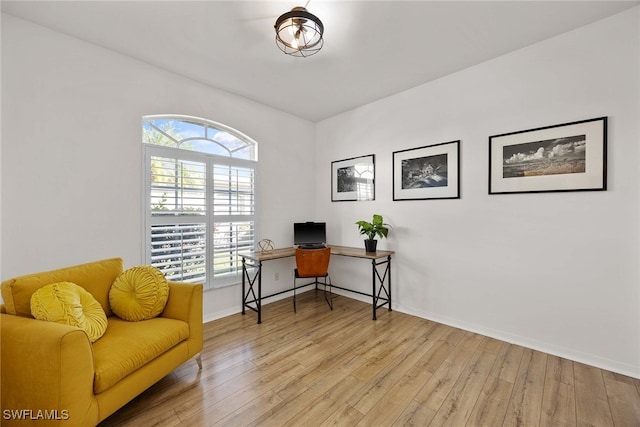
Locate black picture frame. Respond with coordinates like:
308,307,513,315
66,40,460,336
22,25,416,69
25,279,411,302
331,154,375,201
392,140,460,201
489,117,607,194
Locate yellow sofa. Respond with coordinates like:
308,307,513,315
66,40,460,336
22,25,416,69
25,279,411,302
1,258,203,426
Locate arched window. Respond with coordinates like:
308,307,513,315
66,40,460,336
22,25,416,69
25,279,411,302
142,115,257,289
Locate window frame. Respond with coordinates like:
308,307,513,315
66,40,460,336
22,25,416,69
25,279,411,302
142,115,258,290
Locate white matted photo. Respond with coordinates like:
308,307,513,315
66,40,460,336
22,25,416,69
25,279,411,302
489,117,607,194
393,140,460,201
331,154,375,201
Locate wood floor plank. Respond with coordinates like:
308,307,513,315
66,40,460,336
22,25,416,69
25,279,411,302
490,343,525,383
602,370,640,427
271,343,367,403
479,336,508,356
348,330,443,423
178,356,305,424
347,319,436,413
429,343,497,426
212,389,284,427
574,362,615,427
355,333,455,425
246,370,351,426
281,375,364,427
105,398,182,427
97,293,640,427
392,400,437,426
540,355,576,427
414,331,484,411
319,404,365,426
502,348,547,426
466,375,514,426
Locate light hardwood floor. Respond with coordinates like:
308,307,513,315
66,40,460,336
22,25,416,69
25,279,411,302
99,291,640,426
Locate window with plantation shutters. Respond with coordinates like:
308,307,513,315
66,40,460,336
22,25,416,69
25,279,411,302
142,115,257,289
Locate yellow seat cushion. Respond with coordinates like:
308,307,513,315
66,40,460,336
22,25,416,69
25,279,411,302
109,266,169,321
92,316,189,393
30,282,108,343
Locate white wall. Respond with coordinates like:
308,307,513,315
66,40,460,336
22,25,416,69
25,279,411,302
0,14,315,317
316,7,640,378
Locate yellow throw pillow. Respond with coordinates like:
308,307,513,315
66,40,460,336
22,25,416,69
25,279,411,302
109,266,169,321
30,282,108,343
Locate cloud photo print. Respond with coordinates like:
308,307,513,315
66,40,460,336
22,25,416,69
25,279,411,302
502,134,586,178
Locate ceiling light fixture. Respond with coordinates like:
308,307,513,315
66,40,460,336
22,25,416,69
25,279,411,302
274,4,324,58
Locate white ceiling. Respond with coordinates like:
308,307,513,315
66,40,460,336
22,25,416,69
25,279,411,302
2,1,638,122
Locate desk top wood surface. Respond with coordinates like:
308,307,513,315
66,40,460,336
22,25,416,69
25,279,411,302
243,245,394,262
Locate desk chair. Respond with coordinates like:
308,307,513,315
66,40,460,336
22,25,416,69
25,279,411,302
293,247,333,312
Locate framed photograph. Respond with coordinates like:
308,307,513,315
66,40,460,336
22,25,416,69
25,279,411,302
489,117,607,194
331,154,375,201
393,140,460,201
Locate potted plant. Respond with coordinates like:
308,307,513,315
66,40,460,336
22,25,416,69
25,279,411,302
356,214,390,252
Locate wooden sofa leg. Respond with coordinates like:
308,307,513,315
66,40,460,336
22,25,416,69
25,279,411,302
195,353,203,370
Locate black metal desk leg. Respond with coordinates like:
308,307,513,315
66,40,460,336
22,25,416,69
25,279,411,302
372,259,377,320
257,260,262,324
370,255,393,320
242,258,246,315
388,255,392,312
242,257,264,324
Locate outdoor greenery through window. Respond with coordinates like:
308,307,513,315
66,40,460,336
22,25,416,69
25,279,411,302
143,115,257,289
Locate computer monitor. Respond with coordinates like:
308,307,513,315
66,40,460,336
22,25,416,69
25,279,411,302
294,222,327,248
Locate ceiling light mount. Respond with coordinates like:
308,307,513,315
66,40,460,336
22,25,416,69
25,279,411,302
274,6,324,58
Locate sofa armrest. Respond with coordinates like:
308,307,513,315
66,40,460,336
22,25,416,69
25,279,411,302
1,314,98,426
161,281,203,357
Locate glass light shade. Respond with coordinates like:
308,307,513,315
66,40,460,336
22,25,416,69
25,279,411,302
275,7,324,57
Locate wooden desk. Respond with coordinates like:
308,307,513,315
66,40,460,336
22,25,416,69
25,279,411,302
241,245,394,323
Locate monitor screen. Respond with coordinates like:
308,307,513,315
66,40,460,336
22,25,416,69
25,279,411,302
294,222,327,246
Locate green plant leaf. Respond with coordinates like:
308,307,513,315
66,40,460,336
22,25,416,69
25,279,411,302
356,214,390,240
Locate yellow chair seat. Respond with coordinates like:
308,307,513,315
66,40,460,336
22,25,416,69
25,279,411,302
93,316,189,394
